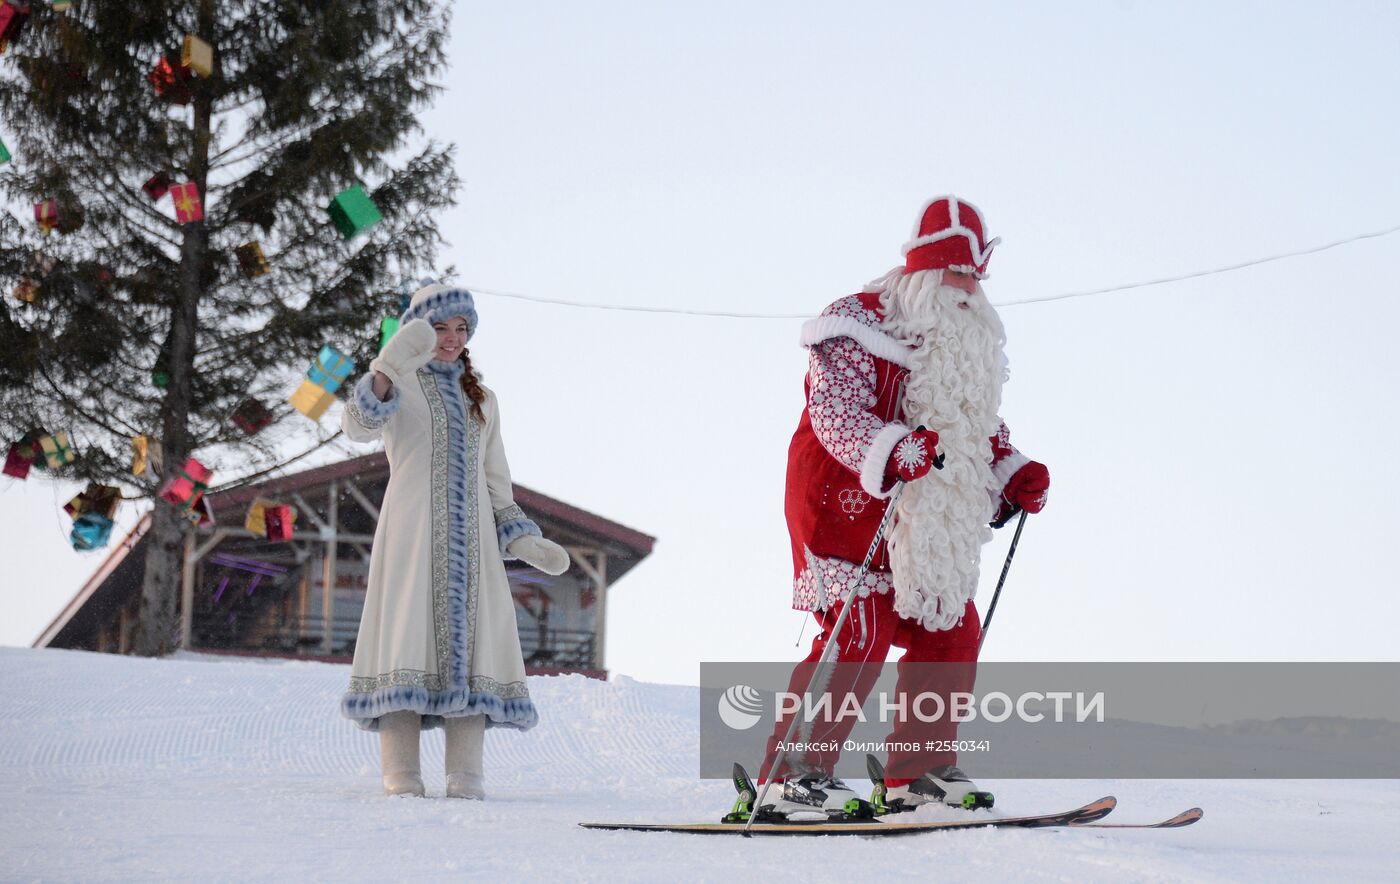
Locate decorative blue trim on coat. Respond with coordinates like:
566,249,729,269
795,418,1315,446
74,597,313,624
496,512,543,558
428,361,475,692
346,371,400,428
401,285,479,342
341,686,539,732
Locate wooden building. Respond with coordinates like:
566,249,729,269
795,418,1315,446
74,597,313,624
34,452,654,678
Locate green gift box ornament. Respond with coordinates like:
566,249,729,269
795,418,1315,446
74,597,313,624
377,317,399,354
327,186,382,240
0,136,10,165
39,431,77,469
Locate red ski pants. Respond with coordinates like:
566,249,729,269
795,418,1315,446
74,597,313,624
760,592,981,787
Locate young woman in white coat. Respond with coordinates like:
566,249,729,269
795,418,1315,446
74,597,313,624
340,282,570,798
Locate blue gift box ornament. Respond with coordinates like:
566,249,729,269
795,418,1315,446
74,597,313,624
305,345,353,394
71,512,115,551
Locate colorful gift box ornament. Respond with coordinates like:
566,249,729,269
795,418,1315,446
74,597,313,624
181,34,213,77
64,483,121,520
70,512,114,551
289,345,352,420
38,431,77,469
151,339,172,389
326,186,382,240
0,1,31,54
244,497,297,539
170,181,203,224
288,379,336,421
377,317,399,354
34,199,59,235
130,434,163,478
305,345,353,394
264,504,294,541
142,172,171,202
243,497,272,534
230,398,273,435
235,241,270,278
3,441,34,479
10,431,46,474
148,55,192,105
184,494,215,528
158,457,211,510
12,278,38,304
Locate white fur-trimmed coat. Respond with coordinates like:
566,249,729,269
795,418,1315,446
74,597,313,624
338,358,541,732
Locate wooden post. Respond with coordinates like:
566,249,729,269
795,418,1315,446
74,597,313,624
593,552,609,671
181,529,230,652
320,480,339,654
180,533,195,650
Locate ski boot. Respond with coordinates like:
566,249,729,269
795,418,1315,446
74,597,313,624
723,763,874,823
868,754,994,814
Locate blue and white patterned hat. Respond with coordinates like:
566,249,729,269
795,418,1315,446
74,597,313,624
400,278,478,341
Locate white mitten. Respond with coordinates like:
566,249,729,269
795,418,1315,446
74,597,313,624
507,535,570,576
370,318,437,385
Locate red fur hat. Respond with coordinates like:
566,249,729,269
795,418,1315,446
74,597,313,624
902,196,1000,278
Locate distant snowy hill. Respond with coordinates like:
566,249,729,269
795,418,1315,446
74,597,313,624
2,647,1397,882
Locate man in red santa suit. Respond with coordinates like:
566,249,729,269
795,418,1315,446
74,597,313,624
755,196,1050,818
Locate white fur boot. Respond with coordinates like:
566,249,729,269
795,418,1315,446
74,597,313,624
379,710,425,797
444,714,485,799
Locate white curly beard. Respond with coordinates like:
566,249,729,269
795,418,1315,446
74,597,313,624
870,267,1008,631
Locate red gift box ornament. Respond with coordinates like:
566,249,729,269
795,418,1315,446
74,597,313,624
34,199,59,235
230,398,273,435
264,504,294,541
3,441,34,479
148,55,192,105
0,2,31,55
170,182,203,224
159,457,212,510
142,172,171,202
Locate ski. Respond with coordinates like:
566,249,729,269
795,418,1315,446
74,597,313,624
1071,807,1204,829
866,753,1201,830
581,763,1116,836
579,796,1116,836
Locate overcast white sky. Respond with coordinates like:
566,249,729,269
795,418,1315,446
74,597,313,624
4,1,1398,684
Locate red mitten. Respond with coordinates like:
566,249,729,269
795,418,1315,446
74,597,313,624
886,428,942,483
1004,461,1050,514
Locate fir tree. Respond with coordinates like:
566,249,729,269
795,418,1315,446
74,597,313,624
0,1,459,655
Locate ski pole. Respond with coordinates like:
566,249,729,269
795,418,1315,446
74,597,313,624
746,480,907,836
978,509,1028,651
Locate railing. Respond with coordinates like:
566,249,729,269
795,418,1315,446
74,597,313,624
191,612,361,656
520,627,597,669
191,612,597,668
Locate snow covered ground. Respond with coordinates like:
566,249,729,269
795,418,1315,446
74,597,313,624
2,647,1397,882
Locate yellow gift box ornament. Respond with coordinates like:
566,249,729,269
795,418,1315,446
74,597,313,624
181,34,213,78
289,345,352,421
131,434,164,477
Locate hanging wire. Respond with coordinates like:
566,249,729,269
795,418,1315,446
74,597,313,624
995,221,1400,307
464,285,810,319
466,222,1400,317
